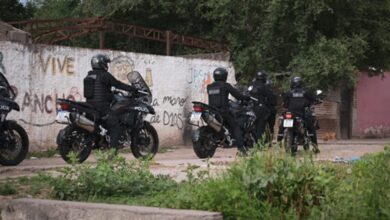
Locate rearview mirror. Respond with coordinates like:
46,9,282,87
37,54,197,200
316,90,323,95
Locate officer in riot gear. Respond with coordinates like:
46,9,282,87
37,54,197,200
0,73,13,99
207,67,249,154
83,54,137,148
277,76,318,147
247,70,277,141
266,79,277,137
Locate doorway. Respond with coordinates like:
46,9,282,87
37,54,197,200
340,89,353,139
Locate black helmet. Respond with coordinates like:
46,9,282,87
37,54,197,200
213,67,228,82
291,76,303,89
255,70,267,82
91,54,111,71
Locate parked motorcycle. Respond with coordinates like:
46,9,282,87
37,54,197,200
281,90,323,155
55,71,159,163
0,73,29,166
189,97,258,158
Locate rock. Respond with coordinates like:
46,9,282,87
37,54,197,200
2,198,223,220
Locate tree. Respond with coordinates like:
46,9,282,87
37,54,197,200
29,0,390,90
0,0,34,22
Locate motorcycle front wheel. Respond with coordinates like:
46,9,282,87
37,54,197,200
0,122,29,166
57,126,92,163
131,121,159,159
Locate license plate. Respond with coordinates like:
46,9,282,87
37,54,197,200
283,119,294,127
56,111,70,124
0,105,10,111
190,112,202,121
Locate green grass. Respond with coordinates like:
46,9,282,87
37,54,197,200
2,147,389,220
0,182,17,195
27,148,58,159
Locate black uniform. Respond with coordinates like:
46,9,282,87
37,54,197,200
266,84,277,135
248,80,276,140
207,81,248,152
279,88,318,144
0,73,11,98
83,69,136,148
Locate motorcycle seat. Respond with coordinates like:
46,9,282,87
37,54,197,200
74,101,94,109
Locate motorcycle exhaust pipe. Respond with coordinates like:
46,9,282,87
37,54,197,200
69,113,96,133
203,112,222,132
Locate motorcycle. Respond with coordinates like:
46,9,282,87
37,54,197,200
189,97,258,158
281,90,323,155
55,71,159,163
0,73,29,166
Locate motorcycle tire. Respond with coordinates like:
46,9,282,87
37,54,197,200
264,124,273,148
244,131,256,149
0,122,29,166
303,143,310,151
57,126,92,164
192,126,216,159
284,128,297,156
131,121,159,159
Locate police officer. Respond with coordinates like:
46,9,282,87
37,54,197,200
266,79,277,137
0,72,12,99
248,70,276,141
277,76,319,151
83,54,137,148
207,67,249,154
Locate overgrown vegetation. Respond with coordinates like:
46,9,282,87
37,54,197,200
27,148,58,159
0,182,17,196
3,0,389,90
6,147,380,220
49,151,176,200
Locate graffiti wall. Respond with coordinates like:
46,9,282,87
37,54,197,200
0,41,235,150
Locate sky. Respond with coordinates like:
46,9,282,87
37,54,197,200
19,0,29,5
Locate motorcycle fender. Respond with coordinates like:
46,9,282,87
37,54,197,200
56,128,67,145
192,129,201,142
147,105,156,115
0,120,16,131
11,102,20,111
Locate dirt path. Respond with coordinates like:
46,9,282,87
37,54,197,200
0,140,387,181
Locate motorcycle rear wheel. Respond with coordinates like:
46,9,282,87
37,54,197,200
284,129,297,156
192,126,217,159
0,122,29,166
57,126,92,164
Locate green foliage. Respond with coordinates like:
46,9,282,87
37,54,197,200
0,0,34,22
320,147,390,220
145,151,337,219
288,36,367,90
48,150,176,200
10,147,390,219
0,181,17,195
27,0,390,89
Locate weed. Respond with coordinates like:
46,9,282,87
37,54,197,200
48,150,176,200
0,182,17,195
28,148,58,158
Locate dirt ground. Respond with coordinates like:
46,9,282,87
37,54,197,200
0,139,388,181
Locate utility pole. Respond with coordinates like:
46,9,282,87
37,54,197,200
166,30,171,56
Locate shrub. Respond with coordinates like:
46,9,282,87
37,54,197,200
0,182,17,195
319,147,390,220
49,150,176,200
46,148,390,220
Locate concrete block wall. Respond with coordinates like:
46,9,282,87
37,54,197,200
0,41,235,151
